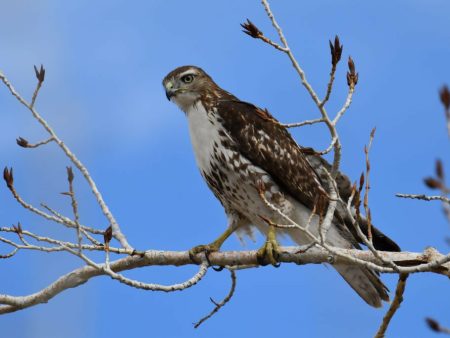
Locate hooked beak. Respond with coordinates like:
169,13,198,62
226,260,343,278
165,89,174,101
165,81,176,101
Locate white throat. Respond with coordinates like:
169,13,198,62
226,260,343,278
185,102,219,173
172,92,200,113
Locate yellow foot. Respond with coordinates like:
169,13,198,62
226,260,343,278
188,226,236,262
188,243,221,261
257,237,281,267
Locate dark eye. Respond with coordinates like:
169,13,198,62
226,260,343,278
181,74,194,83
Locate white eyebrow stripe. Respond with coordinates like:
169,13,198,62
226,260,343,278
178,69,197,78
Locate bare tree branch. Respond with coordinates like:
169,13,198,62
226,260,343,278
194,269,237,328
396,193,450,204
374,273,409,338
0,70,131,250
283,117,324,128
16,136,54,149
0,247,447,314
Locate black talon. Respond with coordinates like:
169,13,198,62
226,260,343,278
212,265,225,272
203,250,224,271
204,250,213,266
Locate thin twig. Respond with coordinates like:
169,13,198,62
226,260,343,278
3,179,102,239
321,62,337,108
102,260,209,292
259,0,348,178
321,36,343,107
319,168,339,244
317,137,337,155
363,128,376,243
194,269,237,328
332,85,355,125
0,248,18,259
40,202,103,243
0,227,129,255
258,35,289,52
283,118,324,128
396,194,450,204
374,273,409,338
0,70,131,250
31,64,45,108
16,136,54,149
64,167,83,252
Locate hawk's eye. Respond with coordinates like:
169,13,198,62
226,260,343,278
181,74,195,83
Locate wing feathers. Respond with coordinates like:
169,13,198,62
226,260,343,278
216,99,328,211
216,98,400,252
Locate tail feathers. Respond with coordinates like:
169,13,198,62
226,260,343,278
334,264,389,308
284,226,389,307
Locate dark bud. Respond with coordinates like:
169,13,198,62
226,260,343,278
104,226,113,245
346,72,359,87
3,167,14,190
346,56,359,87
425,318,441,332
66,166,74,183
34,64,46,83
424,177,442,190
359,172,365,191
348,56,356,73
436,159,444,181
439,85,450,111
240,19,262,39
329,35,343,66
16,137,29,148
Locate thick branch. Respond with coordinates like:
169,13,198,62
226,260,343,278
0,246,447,314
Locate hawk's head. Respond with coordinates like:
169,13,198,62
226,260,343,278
163,66,220,112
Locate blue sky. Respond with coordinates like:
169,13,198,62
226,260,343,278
1,1,449,337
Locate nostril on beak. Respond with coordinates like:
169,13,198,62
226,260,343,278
165,81,175,100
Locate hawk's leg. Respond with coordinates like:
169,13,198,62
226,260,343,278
256,225,281,266
188,226,235,260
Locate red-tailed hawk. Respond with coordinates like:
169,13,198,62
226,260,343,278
163,65,400,307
